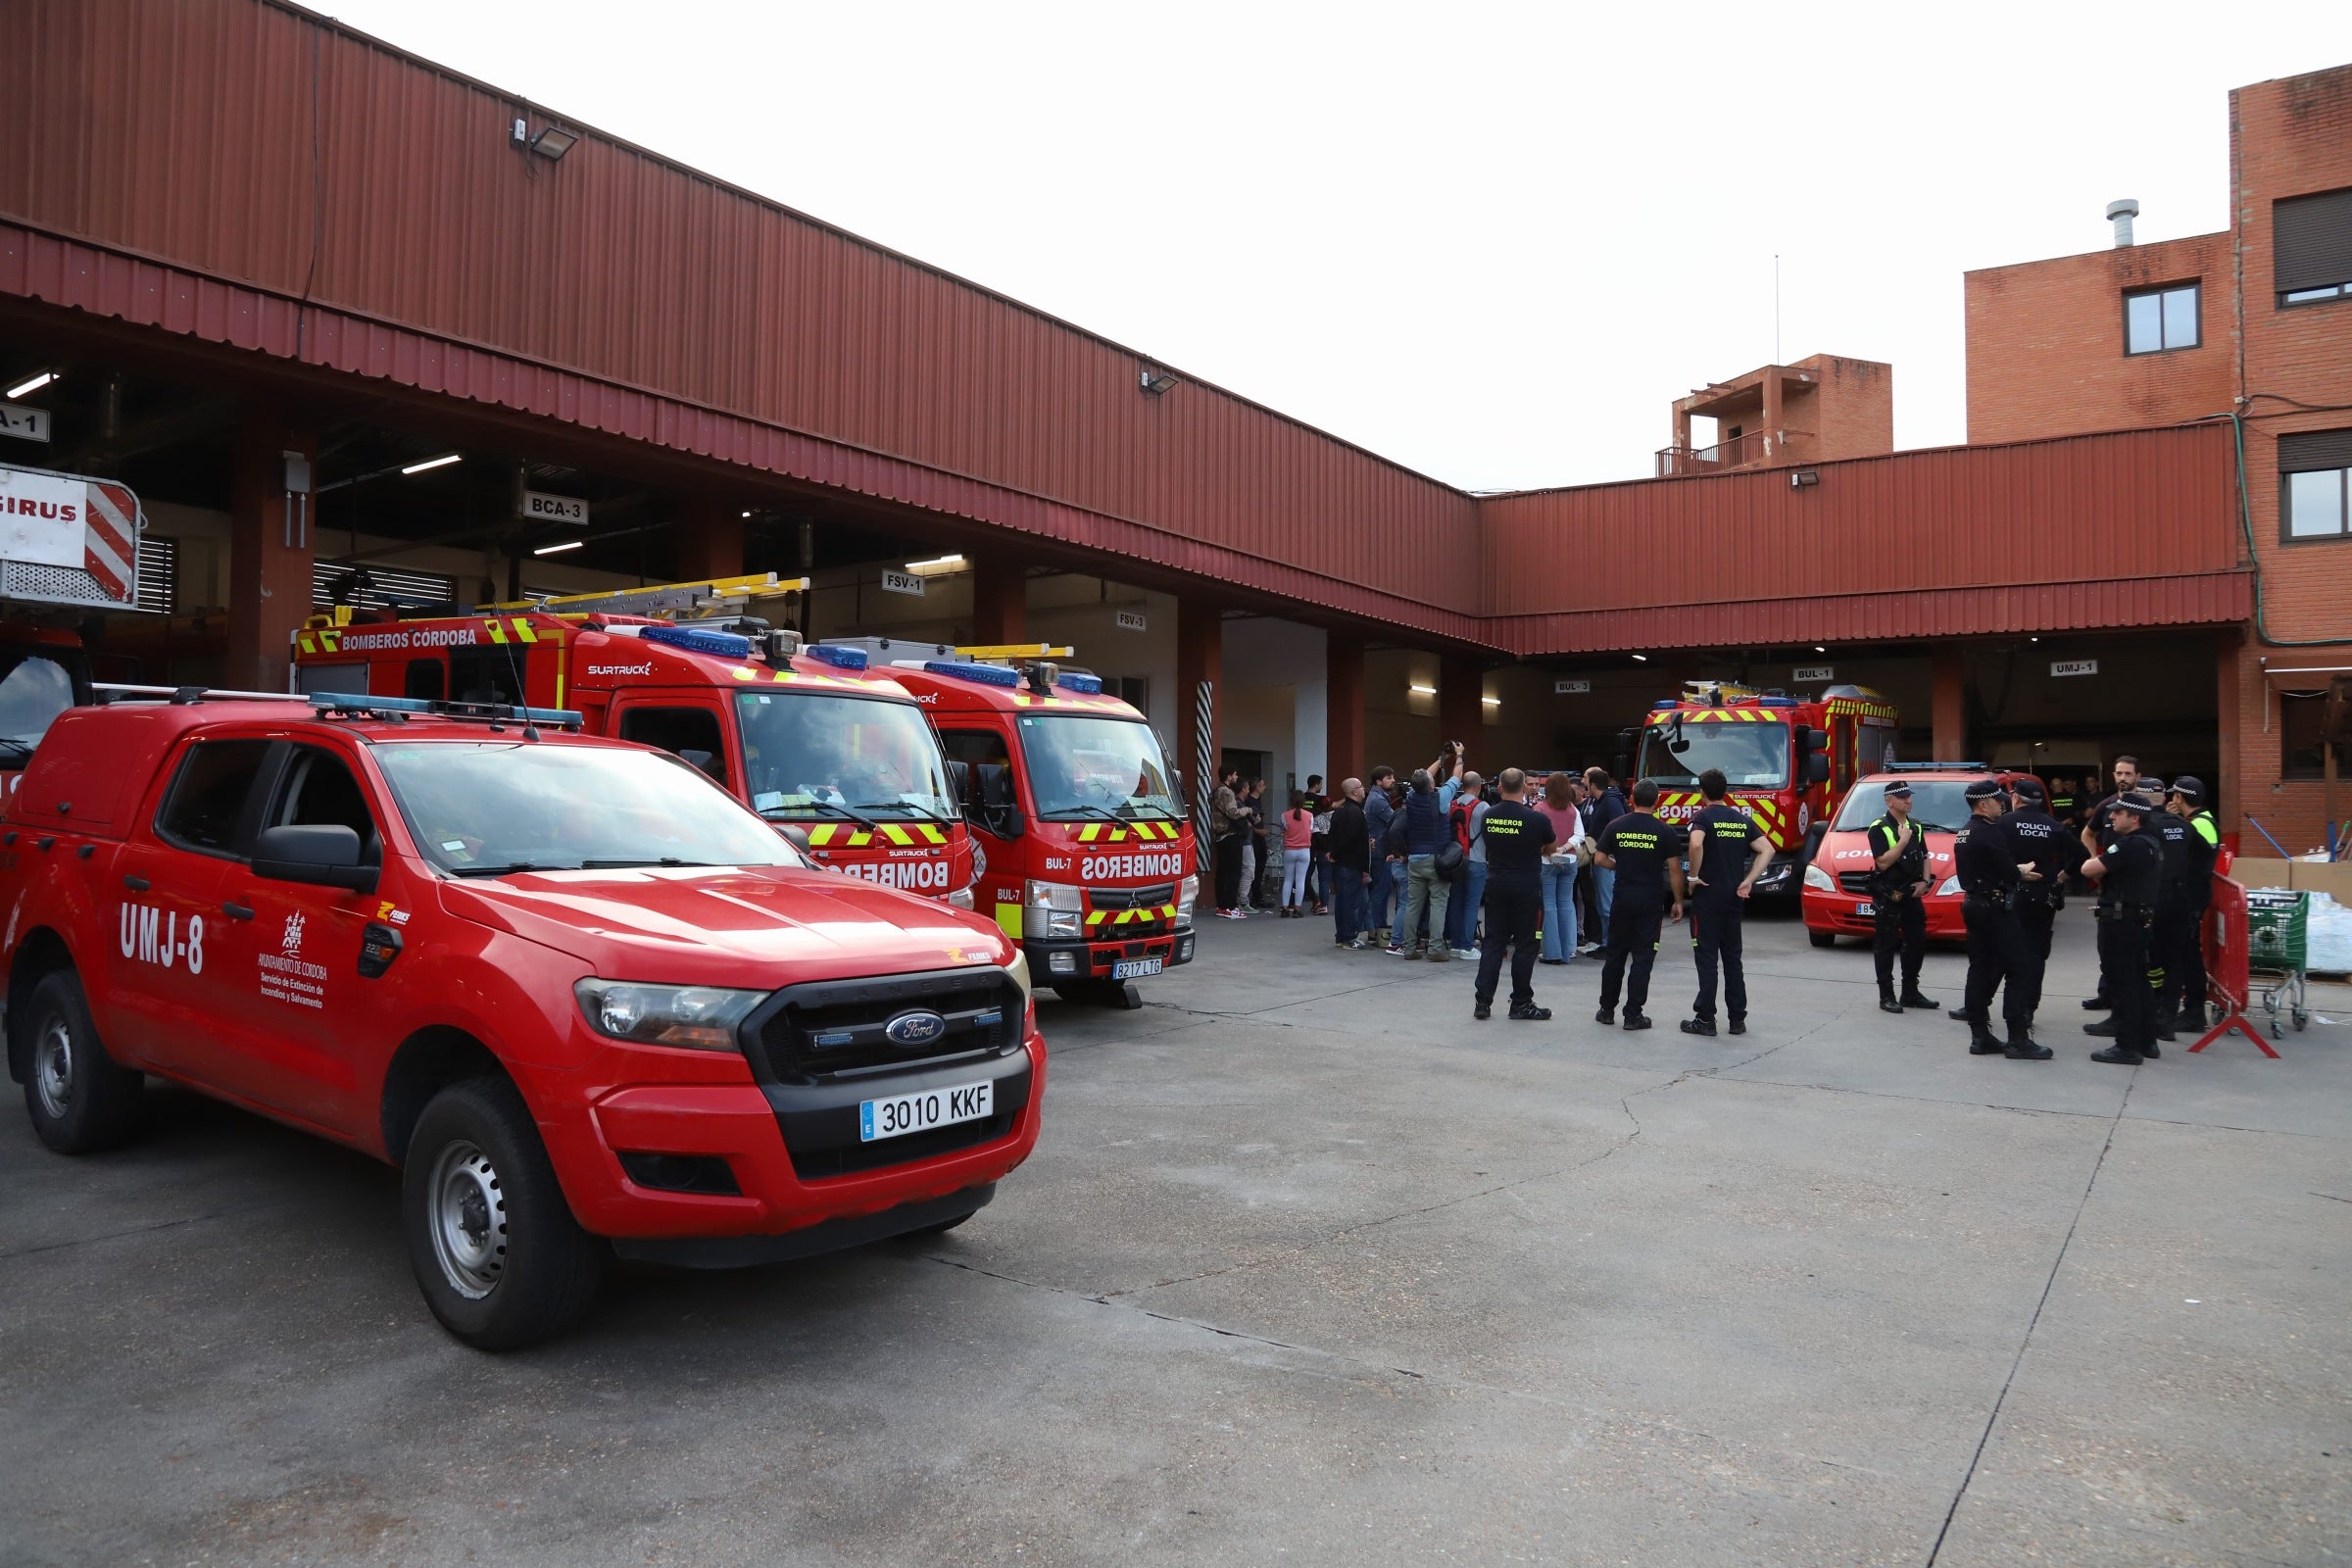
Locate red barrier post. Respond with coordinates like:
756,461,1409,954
2191,874,2279,1057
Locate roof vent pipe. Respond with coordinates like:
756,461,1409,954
2106,198,2139,249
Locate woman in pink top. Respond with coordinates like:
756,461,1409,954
1280,790,1315,916
1537,772,1586,962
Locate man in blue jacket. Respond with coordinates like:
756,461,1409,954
1387,768,1455,961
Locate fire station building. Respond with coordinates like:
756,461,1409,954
3,2,2349,850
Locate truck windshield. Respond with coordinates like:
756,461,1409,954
733,692,956,822
1834,780,1974,835
375,743,800,875
0,649,82,763
1637,717,1790,790
1016,713,1180,820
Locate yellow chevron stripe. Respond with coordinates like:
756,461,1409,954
512,618,539,644
995,902,1022,940
918,824,947,844
880,824,912,846
806,825,838,846
487,621,508,645
1085,910,1108,927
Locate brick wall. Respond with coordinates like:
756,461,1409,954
1964,233,2235,445
1805,355,1895,462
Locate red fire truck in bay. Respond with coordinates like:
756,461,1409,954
292,577,978,906
1620,681,1902,898
868,643,1198,1006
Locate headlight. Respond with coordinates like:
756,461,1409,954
574,980,765,1052
1804,863,1835,892
1026,879,1081,910
1177,873,1200,925
1004,950,1032,1007
947,886,975,910
1024,878,1085,940
1936,874,1961,897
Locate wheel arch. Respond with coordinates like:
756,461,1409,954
379,1026,512,1166
6,927,77,1085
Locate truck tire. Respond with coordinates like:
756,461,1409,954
402,1077,605,1349
18,970,144,1154
1808,929,1838,949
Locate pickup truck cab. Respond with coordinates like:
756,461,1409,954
2,691,1044,1348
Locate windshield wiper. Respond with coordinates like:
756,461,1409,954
448,860,548,878
577,858,715,870
0,737,34,764
1040,804,1123,821
762,798,877,830
859,801,952,823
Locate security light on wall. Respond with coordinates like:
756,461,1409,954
1139,368,1179,396
511,118,578,160
1789,469,1821,489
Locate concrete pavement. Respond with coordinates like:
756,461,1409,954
1,902,2345,1565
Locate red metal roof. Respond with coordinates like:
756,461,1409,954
0,0,2255,659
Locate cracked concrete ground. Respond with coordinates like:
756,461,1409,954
1,903,2346,1566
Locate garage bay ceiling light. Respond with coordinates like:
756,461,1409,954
5,371,56,398
904,554,968,576
1631,654,1648,662
532,539,585,556
1409,683,1437,696
399,453,463,475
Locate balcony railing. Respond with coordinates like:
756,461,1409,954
1655,427,1770,478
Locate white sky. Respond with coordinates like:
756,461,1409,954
326,1,2352,491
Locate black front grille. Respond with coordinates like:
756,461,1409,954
743,967,1025,1082
1089,883,1175,910
1838,872,1876,895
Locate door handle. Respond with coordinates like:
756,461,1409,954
123,875,151,892
222,902,255,921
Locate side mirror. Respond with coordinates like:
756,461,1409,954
772,823,813,856
1806,753,1831,784
984,804,1026,841
946,759,972,807
253,824,378,894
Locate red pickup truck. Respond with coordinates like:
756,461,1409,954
1,691,1045,1347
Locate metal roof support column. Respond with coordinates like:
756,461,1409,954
1931,646,1967,763
1326,631,1366,785
226,401,316,693
970,555,1027,647
1177,598,1224,875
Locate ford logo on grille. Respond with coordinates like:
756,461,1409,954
884,1009,948,1049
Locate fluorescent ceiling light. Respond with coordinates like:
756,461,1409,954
1481,696,1500,707
532,539,584,556
1408,683,1438,696
5,372,55,398
904,554,968,576
1813,645,1827,654
1631,654,1648,662
740,510,753,518
400,453,463,475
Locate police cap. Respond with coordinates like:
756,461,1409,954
2011,777,2045,802
1884,781,1913,799
2109,793,2150,818
1964,778,2006,804
2170,775,2206,804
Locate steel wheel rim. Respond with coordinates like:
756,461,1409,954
427,1140,508,1299
32,1016,73,1121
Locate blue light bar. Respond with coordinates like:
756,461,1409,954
1054,670,1103,695
309,693,586,726
644,623,754,660
312,692,432,714
924,659,1021,688
1758,696,1796,708
1652,701,1677,710
807,644,870,670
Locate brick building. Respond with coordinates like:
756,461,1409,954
1966,63,2352,852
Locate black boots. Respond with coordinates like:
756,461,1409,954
1900,989,1938,1009
1968,1023,2006,1055
1879,988,1904,1014
2005,1030,2053,1060
1681,1017,1717,1037
1593,1005,1615,1026
1509,1003,1552,1021
1474,1001,1493,1021
2089,1045,2143,1065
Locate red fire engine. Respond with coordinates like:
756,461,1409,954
1620,681,1902,896
291,576,977,905
0,461,149,793
871,643,1198,1006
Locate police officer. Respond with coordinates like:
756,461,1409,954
1993,777,2076,1057
2092,782,2190,1046
2083,793,2164,1064
1592,778,1688,1032
1471,767,1555,1023
2077,755,2142,1011
1682,766,1775,1037
1952,778,2034,1056
2165,776,2221,1035
1867,781,1938,1015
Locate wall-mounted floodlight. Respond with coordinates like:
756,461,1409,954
400,453,463,475
1139,368,1179,396
512,118,577,160
1789,469,1821,489
5,371,56,399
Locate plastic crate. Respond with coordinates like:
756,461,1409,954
2245,888,2308,971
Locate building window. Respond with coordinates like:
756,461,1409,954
2124,283,2199,354
2279,691,2339,781
2276,187,2352,306
2280,429,2352,542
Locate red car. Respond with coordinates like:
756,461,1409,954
2,691,1044,1348
1800,768,2022,947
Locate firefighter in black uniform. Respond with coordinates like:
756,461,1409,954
1682,767,1775,1038
1952,778,2037,1056
2167,777,2221,1034
1592,778,1688,1032
1995,777,2076,1057
1867,781,1938,1015
2091,781,2190,1046
2082,793,2163,1064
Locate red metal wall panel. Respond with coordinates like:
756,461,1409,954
0,0,1482,620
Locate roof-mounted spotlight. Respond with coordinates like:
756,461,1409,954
1138,368,1178,396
